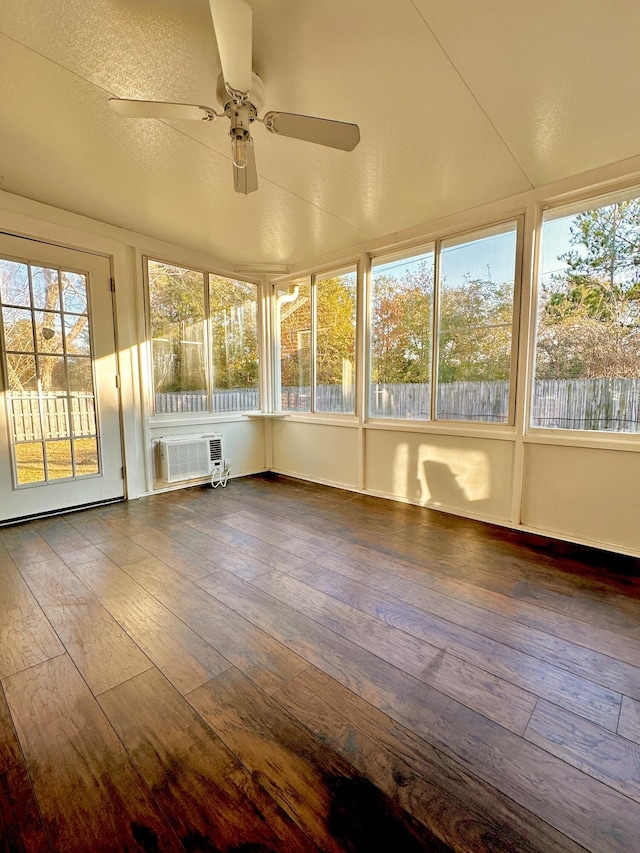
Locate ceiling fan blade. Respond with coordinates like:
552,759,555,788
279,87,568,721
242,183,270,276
263,112,360,151
209,0,252,96
233,142,258,194
109,99,215,121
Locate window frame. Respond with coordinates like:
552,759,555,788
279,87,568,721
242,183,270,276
144,256,261,418
367,216,524,426
274,262,359,417
527,187,640,438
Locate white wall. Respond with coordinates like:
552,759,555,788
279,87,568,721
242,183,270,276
271,420,359,489
364,428,514,522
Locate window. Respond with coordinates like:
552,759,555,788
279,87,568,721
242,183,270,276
278,266,357,414
437,224,517,422
0,259,99,484
532,192,640,432
369,249,434,419
369,221,519,422
147,259,259,414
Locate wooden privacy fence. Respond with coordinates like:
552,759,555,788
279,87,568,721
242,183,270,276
531,377,640,430
155,390,260,414
11,392,96,441
155,378,640,431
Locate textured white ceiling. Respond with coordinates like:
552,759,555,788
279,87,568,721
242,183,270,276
1,1,638,266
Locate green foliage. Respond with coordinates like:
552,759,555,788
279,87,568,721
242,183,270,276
439,278,513,383
370,263,432,384
536,201,640,380
279,277,356,388
210,276,259,389
370,260,513,385
148,262,259,393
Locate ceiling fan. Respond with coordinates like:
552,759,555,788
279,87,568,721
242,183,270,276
109,0,360,194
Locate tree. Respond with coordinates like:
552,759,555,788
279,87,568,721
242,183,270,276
536,201,640,379
148,261,206,393
438,277,513,383
2,265,89,392
279,277,356,388
370,261,432,384
209,275,258,389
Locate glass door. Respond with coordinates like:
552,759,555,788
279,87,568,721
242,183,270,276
0,234,124,522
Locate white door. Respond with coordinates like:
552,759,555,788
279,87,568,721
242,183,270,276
0,234,124,522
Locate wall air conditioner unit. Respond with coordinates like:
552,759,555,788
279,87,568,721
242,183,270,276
158,434,223,484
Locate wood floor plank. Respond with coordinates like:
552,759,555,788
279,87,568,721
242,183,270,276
189,666,452,853
99,667,318,852
361,568,622,729
275,665,585,853
70,556,231,694
525,698,640,803
19,558,152,695
330,546,640,668
128,529,220,580
429,700,640,853
619,696,640,745
0,685,21,775
0,763,51,853
0,531,57,569
2,655,183,853
0,556,63,679
362,566,640,703
94,534,152,568
182,515,322,580
123,556,309,694
220,510,376,579
252,569,537,734
306,567,622,733
196,569,450,738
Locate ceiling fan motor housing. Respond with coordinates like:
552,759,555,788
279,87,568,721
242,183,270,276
216,72,265,116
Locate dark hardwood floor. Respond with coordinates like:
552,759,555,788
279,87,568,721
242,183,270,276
2,473,640,852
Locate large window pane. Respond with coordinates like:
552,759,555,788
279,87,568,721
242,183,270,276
315,271,356,413
209,276,259,412
370,249,434,419
437,223,517,422
279,282,311,412
532,195,640,432
148,260,207,413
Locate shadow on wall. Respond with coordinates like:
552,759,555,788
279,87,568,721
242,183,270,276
392,442,495,514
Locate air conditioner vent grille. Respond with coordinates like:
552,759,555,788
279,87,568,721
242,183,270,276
158,434,223,483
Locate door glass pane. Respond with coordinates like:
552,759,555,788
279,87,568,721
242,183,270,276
39,355,67,392
1,257,100,487
315,269,357,414
61,271,88,313
0,259,30,306
36,312,63,353
15,443,45,485
279,282,312,411
67,357,92,392
7,354,37,390
64,315,91,354
3,307,35,351
74,437,99,475
32,267,60,310
45,440,73,480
